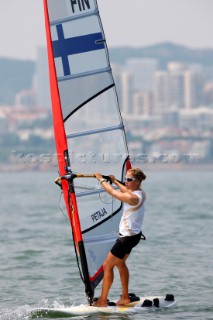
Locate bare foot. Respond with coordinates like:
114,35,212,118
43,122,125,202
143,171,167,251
92,299,108,307
116,297,131,305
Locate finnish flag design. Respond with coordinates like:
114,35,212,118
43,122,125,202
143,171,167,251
51,18,108,78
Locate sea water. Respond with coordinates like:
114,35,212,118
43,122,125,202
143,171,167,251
0,169,212,320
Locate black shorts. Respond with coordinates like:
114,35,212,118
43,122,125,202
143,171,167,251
110,232,142,259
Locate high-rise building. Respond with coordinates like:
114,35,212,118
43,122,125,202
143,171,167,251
167,62,185,109
126,58,158,92
120,71,134,115
153,71,170,114
133,91,153,116
169,72,185,109
184,70,203,109
203,83,213,106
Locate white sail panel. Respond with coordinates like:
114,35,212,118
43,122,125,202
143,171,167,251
67,130,127,175
65,88,122,132
58,72,113,119
62,15,103,39
84,235,117,278
69,50,108,75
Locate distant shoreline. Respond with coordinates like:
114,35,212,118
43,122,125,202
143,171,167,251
1,162,213,173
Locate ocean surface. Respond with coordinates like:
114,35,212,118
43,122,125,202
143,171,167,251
0,169,212,320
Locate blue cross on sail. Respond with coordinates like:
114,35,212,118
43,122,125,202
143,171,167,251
51,17,108,79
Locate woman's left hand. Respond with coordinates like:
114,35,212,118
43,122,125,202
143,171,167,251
109,175,116,183
94,172,102,181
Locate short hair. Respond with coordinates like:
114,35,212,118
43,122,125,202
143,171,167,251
128,167,146,182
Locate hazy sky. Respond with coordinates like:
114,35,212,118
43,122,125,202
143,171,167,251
0,0,213,60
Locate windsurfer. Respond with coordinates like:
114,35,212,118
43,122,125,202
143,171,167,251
93,168,146,307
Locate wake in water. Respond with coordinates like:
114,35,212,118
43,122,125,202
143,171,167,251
0,299,72,320
0,305,31,320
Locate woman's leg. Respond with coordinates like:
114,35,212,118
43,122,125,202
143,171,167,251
116,254,131,305
93,252,123,307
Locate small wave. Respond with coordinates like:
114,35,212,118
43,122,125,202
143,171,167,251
0,299,72,320
0,305,31,320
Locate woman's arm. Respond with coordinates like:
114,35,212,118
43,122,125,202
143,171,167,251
95,173,139,206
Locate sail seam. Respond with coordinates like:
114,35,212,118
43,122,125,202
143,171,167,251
76,188,109,198
50,9,99,26
58,67,110,82
66,124,124,139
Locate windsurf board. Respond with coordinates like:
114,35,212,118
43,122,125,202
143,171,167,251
31,294,176,317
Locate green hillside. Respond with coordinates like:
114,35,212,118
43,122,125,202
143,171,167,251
0,58,35,105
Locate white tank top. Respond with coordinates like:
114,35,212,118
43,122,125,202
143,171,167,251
119,190,145,236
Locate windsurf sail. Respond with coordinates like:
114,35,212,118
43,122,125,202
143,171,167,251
43,0,131,303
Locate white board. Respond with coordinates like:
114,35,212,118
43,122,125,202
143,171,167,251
31,294,176,317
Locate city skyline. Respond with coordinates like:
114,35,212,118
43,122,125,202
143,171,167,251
0,0,213,60
1,53,212,129
1,48,212,164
